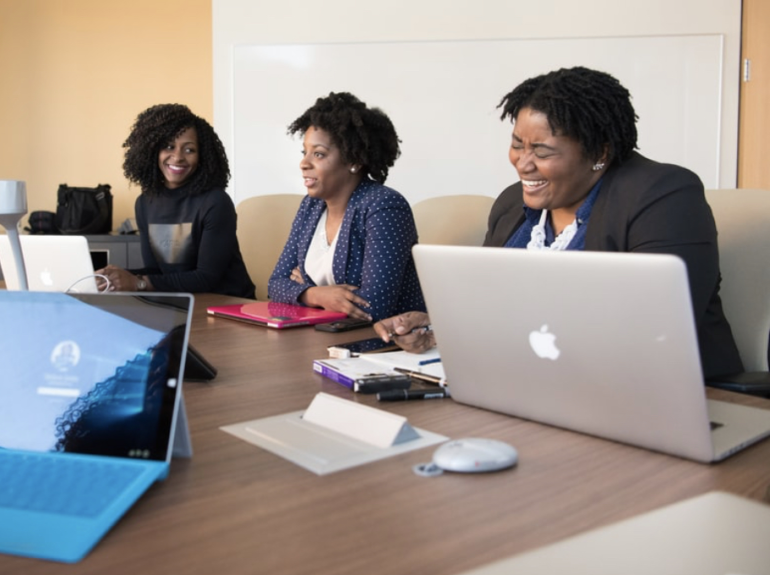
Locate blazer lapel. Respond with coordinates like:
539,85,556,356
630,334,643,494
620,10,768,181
332,189,360,283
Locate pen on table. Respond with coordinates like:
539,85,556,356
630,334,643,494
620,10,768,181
418,357,441,366
393,367,447,387
377,388,451,401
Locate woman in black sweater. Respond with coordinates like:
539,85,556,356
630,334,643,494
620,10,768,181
97,103,255,298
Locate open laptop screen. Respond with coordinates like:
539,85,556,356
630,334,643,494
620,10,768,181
0,292,192,461
0,235,98,292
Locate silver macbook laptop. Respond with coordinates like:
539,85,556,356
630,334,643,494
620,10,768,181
0,291,194,563
458,491,770,574
0,235,99,292
412,245,770,463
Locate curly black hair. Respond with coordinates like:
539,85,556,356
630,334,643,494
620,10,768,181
497,67,639,166
287,92,401,184
123,103,230,196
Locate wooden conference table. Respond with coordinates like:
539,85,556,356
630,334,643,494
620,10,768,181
4,293,770,575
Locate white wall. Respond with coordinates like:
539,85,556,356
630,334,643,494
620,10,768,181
213,0,742,204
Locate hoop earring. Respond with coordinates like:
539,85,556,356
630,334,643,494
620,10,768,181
592,162,605,172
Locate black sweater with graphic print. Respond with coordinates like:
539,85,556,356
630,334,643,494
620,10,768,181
133,184,255,299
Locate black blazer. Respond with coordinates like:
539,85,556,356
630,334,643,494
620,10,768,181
483,152,743,379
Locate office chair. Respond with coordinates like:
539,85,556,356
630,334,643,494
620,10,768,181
236,194,303,300
412,194,495,246
704,188,770,397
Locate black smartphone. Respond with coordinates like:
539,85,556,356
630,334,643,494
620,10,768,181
327,337,400,358
353,374,412,394
315,318,373,333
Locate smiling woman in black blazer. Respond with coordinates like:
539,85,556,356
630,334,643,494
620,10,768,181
376,66,742,380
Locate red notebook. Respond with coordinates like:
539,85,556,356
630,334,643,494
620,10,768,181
206,301,347,329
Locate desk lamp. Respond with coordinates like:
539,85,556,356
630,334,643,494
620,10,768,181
0,180,29,290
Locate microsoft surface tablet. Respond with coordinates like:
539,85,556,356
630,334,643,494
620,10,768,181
0,291,194,562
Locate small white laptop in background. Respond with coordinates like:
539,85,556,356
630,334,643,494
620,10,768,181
458,491,770,575
412,245,770,463
0,235,98,292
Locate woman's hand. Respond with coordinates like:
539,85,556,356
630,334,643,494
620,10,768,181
300,285,371,321
373,311,435,353
289,267,305,284
95,264,145,292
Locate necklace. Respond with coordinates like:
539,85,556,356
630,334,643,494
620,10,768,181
527,209,579,251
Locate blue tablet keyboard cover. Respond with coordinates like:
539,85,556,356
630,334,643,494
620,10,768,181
0,450,166,563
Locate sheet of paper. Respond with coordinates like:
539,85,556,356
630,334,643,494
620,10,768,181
362,349,446,380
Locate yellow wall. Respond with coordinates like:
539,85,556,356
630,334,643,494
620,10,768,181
0,0,212,228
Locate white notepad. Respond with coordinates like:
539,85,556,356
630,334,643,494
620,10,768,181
362,349,446,382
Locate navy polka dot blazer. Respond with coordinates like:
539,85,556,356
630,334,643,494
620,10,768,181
268,179,426,321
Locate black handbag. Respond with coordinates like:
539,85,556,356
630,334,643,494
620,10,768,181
25,210,59,234
55,184,113,235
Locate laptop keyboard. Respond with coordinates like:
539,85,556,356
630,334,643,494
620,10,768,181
0,451,148,518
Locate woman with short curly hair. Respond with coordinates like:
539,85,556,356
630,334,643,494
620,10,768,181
375,67,741,379
97,103,255,298
268,92,425,321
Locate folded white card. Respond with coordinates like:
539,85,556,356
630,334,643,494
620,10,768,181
221,392,447,475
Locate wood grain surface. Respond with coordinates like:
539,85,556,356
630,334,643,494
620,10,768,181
4,294,770,575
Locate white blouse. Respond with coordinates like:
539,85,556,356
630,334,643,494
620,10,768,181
304,210,339,286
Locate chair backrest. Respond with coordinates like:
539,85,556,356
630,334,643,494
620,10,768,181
412,194,495,246
705,188,770,371
236,194,303,299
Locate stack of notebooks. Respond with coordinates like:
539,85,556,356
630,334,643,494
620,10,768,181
313,349,446,393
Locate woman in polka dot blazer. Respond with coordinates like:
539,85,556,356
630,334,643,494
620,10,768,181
267,92,426,322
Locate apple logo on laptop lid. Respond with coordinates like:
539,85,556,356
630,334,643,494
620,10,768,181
40,267,54,287
529,324,560,360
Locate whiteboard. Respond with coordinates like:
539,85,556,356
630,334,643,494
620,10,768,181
231,35,723,204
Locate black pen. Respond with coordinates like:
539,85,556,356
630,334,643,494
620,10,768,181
377,388,451,401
